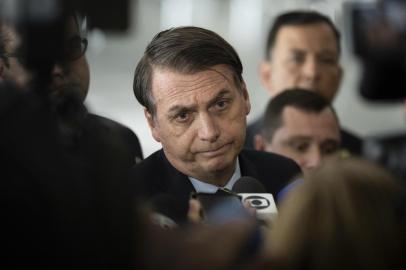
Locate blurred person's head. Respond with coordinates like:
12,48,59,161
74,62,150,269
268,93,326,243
269,157,405,270
0,13,89,101
0,22,31,87
255,89,340,173
50,13,90,102
260,10,342,103
133,26,250,185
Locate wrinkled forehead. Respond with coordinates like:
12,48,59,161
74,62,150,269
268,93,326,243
151,65,237,104
274,23,339,52
282,106,339,127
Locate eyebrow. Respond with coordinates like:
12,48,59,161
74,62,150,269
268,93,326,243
207,89,232,107
281,136,311,145
288,47,337,54
167,88,232,116
322,139,341,145
167,104,195,118
282,136,340,145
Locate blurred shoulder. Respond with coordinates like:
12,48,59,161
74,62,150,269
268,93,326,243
239,149,301,196
88,113,144,161
241,149,299,168
88,113,133,133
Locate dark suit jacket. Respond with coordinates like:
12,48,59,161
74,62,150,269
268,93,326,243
1,85,137,269
88,114,144,164
245,115,363,155
131,149,301,223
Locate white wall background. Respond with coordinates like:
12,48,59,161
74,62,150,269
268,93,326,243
85,0,405,157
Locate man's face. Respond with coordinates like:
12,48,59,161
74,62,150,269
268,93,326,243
260,106,340,173
50,16,90,101
260,23,342,102
0,17,90,101
0,24,31,87
145,64,251,185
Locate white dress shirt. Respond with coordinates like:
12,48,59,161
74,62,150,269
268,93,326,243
189,158,241,193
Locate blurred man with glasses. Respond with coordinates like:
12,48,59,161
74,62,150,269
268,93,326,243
1,11,140,269
0,13,143,164
0,14,89,97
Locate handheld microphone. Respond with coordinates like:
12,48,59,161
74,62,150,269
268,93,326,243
232,176,278,223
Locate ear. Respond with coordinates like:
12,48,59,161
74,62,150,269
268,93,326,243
0,59,5,81
338,65,344,85
253,134,267,151
259,61,273,95
144,108,161,143
241,83,251,116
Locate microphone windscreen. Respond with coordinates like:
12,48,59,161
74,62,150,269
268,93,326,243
232,176,267,193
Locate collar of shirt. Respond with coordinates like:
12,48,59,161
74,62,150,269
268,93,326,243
189,158,241,193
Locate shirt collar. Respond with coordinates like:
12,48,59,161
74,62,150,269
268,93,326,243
189,158,241,193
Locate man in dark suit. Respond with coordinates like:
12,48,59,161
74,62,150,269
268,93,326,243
245,10,362,155
131,26,301,223
0,13,140,269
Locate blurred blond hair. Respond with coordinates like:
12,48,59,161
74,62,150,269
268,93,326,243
269,158,405,270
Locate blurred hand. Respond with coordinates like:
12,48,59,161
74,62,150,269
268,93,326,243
187,198,203,223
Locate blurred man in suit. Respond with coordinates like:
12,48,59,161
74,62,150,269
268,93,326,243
0,11,139,269
254,89,341,174
246,10,361,155
0,13,143,164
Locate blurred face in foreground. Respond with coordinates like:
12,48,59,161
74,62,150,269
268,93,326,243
0,16,90,101
50,16,90,101
0,23,31,87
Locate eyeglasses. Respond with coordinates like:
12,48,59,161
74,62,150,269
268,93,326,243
64,35,88,61
0,35,88,67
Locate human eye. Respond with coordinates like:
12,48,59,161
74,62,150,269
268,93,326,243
321,142,339,155
290,141,310,153
289,51,305,64
173,110,192,124
318,54,338,65
66,35,87,60
214,99,230,111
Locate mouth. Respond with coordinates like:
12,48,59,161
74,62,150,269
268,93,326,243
198,142,232,157
51,83,81,93
50,83,85,100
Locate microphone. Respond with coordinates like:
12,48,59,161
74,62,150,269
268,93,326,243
232,177,278,224
148,194,181,229
232,176,267,193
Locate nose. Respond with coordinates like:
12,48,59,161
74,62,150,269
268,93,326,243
303,147,322,171
301,58,320,85
50,63,68,89
51,63,65,79
197,113,220,142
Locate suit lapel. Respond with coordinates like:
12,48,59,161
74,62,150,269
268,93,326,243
238,150,260,179
160,151,196,222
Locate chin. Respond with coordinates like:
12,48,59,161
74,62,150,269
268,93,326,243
203,155,235,173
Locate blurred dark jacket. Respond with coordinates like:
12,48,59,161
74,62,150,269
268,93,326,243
1,82,140,269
